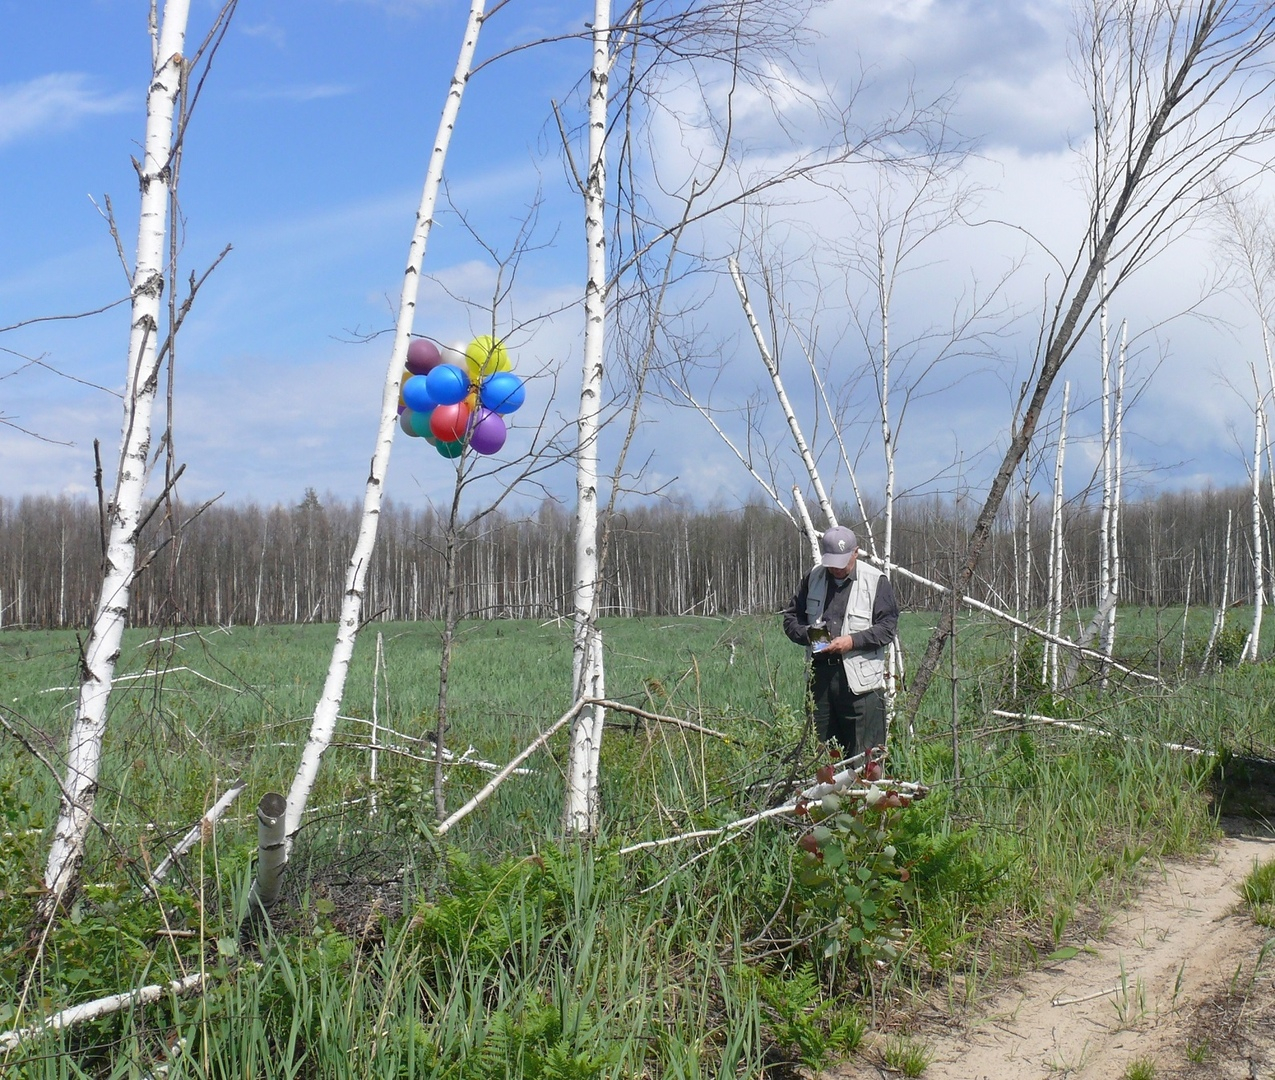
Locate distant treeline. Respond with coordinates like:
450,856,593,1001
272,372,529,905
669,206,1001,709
0,484,1259,629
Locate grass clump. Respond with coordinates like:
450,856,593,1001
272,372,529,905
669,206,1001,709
1122,1055,1158,1080
881,1033,933,1077
1239,857,1275,927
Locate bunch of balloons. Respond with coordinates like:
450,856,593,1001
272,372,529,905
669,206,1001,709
396,335,527,460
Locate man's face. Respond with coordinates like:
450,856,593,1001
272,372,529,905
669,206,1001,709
827,551,857,580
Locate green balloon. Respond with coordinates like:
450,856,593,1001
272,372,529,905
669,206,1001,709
435,438,463,459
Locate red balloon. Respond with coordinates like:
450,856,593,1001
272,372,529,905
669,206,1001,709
430,401,471,443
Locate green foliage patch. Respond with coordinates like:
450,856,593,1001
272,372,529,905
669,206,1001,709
2,608,1273,1077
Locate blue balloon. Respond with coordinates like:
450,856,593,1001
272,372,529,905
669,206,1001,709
402,374,435,413
426,363,471,406
479,371,526,414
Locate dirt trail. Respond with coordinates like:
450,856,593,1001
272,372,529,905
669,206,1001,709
828,826,1275,1080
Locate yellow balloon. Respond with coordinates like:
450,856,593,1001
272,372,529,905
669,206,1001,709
465,335,511,379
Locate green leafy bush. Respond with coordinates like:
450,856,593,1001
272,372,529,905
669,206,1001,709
791,767,916,968
1214,620,1247,667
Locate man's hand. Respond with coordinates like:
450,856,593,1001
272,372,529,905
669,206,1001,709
826,634,855,655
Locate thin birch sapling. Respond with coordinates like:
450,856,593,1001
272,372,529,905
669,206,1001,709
282,0,489,848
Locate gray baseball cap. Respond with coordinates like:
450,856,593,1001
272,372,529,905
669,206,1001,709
820,525,858,568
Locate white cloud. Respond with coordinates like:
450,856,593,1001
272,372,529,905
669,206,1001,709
239,20,288,48
810,0,1086,154
234,83,355,103
0,74,132,149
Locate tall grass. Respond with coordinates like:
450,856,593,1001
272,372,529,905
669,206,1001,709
2,607,1273,1076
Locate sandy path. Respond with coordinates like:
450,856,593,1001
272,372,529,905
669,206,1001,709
827,827,1275,1080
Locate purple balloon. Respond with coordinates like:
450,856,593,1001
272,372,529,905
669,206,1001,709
479,370,525,414
426,363,471,406
406,338,443,375
402,374,435,413
469,407,507,455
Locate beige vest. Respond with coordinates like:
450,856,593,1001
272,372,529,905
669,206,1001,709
805,561,887,693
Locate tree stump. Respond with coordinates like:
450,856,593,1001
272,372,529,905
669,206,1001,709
1211,753,1275,820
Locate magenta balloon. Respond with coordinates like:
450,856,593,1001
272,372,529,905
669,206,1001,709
426,363,470,406
405,338,443,375
479,371,526,414
402,374,435,413
399,408,422,437
469,408,507,455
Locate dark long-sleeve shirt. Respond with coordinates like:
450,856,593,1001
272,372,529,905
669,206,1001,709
781,567,899,651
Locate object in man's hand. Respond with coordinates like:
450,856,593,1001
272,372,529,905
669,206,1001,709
809,622,829,653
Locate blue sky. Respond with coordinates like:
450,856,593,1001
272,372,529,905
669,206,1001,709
1,0,1268,522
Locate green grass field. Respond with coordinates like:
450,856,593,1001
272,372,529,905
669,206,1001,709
2,606,1274,1077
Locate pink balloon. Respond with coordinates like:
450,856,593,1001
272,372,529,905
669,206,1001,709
406,338,444,375
469,408,507,455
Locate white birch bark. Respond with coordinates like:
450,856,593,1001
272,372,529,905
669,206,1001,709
1248,402,1265,662
248,791,287,916
1044,382,1070,692
795,329,875,554
792,485,821,561
1105,319,1126,667
283,0,487,843
1097,278,1112,651
0,973,205,1053
143,779,244,895
874,238,903,714
564,0,612,836
1180,548,1195,671
729,257,836,528
42,0,192,911
1202,511,1233,673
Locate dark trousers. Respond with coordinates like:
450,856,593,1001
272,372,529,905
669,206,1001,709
808,657,886,757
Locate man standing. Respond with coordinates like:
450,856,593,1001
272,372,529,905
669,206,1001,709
782,525,899,757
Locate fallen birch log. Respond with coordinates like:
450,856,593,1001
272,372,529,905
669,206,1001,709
990,709,1206,755
143,780,245,896
867,557,1159,684
0,973,204,1053
589,698,731,741
437,700,586,837
619,754,929,856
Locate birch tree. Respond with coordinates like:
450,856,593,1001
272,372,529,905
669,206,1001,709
560,0,895,833
42,0,199,913
1045,382,1070,692
1214,188,1275,661
1248,400,1265,661
905,0,1275,721
283,0,489,846
563,0,613,837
